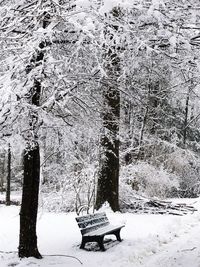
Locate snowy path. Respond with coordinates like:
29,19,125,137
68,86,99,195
0,198,200,267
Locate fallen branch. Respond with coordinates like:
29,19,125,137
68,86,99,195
181,247,197,252
120,195,197,216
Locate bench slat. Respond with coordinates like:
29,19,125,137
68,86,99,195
77,216,109,229
83,224,124,237
76,212,107,223
81,221,109,235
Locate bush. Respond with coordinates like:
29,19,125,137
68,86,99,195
120,162,179,199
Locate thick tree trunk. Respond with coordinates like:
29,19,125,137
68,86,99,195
19,82,42,258
19,143,42,259
96,88,120,211
6,143,11,206
95,7,121,212
19,47,43,259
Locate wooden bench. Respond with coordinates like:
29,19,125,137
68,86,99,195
75,212,125,251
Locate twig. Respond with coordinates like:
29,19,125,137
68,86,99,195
181,247,197,252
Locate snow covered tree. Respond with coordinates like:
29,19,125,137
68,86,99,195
95,7,122,211
0,0,78,258
19,61,43,258
16,5,50,259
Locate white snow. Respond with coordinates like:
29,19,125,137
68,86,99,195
0,198,200,267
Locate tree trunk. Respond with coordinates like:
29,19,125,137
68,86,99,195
149,81,159,135
95,7,121,212
18,9,51,258
96,88,120,211
137,106,148,160
18,39,43,258
183,88,190,147
19,143,41,259
6,143,11,206
19,79,42,258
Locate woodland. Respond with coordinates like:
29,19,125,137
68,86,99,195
0,0,200,261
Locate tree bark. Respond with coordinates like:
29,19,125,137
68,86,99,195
96,88,120,211
95,7,121,212
18,41,43,259
19,143,41,259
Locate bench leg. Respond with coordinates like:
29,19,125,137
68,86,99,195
80,237,86,249
97,236,106,251
115,229,122,242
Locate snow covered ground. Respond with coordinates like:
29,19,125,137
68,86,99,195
0,198,200,267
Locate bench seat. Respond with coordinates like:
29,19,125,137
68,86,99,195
83,224,123,237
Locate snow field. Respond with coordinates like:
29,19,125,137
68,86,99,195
0,199,200,267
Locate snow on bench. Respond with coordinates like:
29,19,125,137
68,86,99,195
75,212,125,251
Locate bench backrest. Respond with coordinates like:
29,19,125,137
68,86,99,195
76,212,109,235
